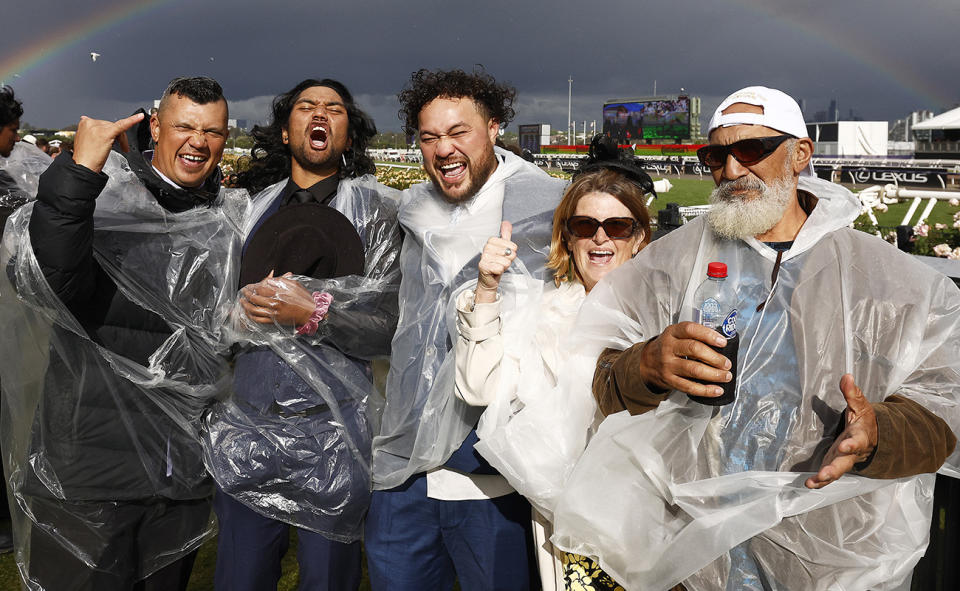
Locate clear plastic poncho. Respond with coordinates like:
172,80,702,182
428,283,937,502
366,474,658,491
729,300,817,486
0,151,245,588
471,278,600,521
201,175,402,541
0,141,51,212
545,176,960,591
371,148,567,489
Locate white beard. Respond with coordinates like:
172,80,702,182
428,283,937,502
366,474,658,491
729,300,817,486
706,173,795,240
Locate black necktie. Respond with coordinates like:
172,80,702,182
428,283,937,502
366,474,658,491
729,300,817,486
285,189,315,206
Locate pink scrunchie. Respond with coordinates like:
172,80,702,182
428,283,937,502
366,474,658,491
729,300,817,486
295,291,333,336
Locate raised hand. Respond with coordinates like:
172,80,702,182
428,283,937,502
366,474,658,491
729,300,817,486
475,221,517,304
72,113,144,174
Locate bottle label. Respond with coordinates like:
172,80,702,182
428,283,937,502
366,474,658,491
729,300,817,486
721,309,738,338
699,298,722,329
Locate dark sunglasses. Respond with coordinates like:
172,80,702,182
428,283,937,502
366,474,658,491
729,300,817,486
696,134,795,169
566,216,638,240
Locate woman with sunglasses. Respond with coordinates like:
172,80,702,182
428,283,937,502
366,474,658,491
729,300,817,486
453,136,654,591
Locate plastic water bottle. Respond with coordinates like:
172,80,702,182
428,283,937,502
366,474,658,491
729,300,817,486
689,262,739,406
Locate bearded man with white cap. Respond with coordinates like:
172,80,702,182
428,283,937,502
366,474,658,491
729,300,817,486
543,86,960,590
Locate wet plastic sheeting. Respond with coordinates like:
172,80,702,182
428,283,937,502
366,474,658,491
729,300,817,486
547,176,960,590
202,176,401,541
0,142,50,220
473,280,599,522
371,149,566,490
0,141,51,200
0,151,244,588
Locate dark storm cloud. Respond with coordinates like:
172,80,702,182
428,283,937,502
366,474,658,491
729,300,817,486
3,0,957,130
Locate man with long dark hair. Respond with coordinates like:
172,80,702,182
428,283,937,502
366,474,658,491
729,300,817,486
237,78,378,193
366,68,566,591
205,78,401,591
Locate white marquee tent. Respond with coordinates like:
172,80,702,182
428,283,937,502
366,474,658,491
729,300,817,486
912,106,960,131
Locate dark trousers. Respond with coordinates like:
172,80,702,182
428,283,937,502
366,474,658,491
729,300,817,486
364,473,534,591
213,487,361,591
26,496,209,591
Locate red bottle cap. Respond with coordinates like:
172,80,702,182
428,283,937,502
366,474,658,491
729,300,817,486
707,262,727,278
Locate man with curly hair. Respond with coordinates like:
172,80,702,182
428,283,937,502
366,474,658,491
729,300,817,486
367,68,566,590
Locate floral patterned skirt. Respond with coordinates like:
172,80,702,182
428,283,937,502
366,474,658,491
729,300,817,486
562,552,626,591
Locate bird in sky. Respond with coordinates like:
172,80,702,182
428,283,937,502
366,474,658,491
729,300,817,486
90,52,100,62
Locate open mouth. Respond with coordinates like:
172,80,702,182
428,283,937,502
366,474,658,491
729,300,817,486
178,153,207,169
310,125,328,150
438,161,467,180
588,249,614,265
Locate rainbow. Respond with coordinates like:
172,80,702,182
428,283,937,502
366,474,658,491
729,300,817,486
0,0,167,84
729,0,954,111
2,1,954,114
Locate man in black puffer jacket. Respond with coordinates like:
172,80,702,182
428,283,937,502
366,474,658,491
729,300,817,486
1,77,238,591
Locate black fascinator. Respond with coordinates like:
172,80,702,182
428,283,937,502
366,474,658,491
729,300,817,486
573,134,657,199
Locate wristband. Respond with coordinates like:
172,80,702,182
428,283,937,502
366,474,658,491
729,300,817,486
296,291,333,336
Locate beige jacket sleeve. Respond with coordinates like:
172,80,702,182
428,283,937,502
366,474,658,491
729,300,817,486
454,289,504,406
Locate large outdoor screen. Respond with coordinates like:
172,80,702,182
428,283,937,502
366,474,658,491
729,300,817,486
602,97,691,141
518,124,542,153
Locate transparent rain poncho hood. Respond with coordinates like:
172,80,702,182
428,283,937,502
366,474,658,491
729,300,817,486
541,176,960,591
202,175,401,541
0,151,246,587
371,148,566,489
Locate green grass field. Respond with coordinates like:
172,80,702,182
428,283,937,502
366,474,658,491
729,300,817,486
0,550,17,590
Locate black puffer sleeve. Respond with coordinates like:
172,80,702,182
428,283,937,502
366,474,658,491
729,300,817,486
28,152,107,308
324,224,402,359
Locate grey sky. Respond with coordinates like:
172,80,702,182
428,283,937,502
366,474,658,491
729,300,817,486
3,0,958,133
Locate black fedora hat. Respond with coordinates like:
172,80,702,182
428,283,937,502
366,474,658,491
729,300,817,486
240,203,364,286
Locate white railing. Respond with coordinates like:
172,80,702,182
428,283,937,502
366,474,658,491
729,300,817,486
858,185,959,227
376,162,420,169
678,205,711,221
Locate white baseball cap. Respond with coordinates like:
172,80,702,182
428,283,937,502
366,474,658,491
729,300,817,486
707,86,814,176
22,134,37,145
